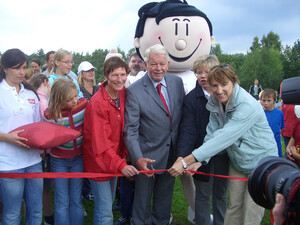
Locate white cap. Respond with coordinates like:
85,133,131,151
77,61,97,74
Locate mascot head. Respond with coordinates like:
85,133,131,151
134,0,215,73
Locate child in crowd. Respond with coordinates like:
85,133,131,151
43,78,87,225
260,89,285,157
29,73,54,225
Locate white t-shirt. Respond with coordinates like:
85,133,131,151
168,70,197,95
0,80,41,171
125,71,146,87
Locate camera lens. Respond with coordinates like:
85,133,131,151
248,156,300,209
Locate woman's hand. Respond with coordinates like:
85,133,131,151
184,162,202,176
168,157,185,177
121,165,139,178
1,130,30,148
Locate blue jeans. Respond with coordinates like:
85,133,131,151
0,162,43,225
90,177,117,225
51,155,84,225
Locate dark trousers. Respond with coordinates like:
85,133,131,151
131,172,175,225
119,177,134,218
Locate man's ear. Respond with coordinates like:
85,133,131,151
134,38,140,48
211,36,216,46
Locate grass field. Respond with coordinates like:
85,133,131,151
81,177,271,225
17,172,272,225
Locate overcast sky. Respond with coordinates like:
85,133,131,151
0,0,299,55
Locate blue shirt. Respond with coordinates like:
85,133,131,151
264,108,285,157
49,73,83,98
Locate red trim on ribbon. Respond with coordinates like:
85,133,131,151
0,169,248,181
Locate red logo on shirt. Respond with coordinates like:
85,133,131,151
28,99,35,104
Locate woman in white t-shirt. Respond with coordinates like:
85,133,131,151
0,49,43,225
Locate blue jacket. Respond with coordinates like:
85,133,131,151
192,83,277,174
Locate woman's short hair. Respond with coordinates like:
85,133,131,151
103,56,129,78
193,54,219,73
208,64,240,85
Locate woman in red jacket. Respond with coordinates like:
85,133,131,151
83,56,139,225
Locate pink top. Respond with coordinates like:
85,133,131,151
37,91,49,154
37,91,48,119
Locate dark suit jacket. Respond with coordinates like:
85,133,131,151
124,73,184,170
177,81,211,181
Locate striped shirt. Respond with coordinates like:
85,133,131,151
43,98,87,158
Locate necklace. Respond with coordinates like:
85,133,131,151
105,85,119,99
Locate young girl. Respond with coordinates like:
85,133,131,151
30,73,51,119
49,49,83,98
0,48,43,225
29,73,54,225
43,78,87,225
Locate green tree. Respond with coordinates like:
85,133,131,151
126,47,137,61
211,43,222,55
239,47,283,91
261,31,281,51
211,43,246,76
281,39,300,79
250,36,261,52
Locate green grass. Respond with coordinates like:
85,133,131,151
18,176,272,225
81,177,271,225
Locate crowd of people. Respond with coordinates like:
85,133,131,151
0,44,299,225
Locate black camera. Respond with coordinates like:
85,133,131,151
280,76,300,105
248,156,300,224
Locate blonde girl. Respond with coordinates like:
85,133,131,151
49,49,83,98
43,78,87,225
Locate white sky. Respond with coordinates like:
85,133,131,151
0,0,299,55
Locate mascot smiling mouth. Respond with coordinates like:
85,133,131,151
159,37,202,62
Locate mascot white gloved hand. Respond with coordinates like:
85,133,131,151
134,0,215,94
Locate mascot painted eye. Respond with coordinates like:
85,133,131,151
134,0,215,94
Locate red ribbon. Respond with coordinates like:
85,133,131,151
0,169,248,181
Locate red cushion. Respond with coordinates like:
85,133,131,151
9,122,81,150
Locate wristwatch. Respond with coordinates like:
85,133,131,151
181,159,188,169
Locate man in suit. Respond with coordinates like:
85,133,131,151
124,44,184,225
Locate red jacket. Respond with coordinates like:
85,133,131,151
83,82,127,181
281,103,298,137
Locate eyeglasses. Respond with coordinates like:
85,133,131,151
196,70,210,76
60,60,74,65
210,64,230,71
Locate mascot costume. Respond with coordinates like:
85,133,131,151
134,0,215,223
134,0,215,94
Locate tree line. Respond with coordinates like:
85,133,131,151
26,31,299,91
